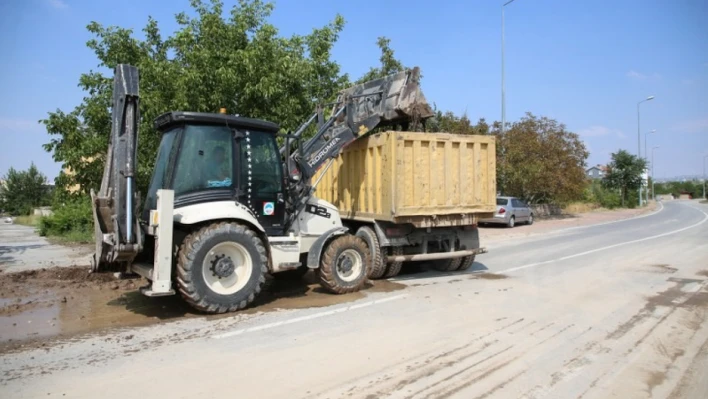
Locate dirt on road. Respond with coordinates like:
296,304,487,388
0,265,405,352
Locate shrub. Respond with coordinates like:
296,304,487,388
39,196,93,241
583,180,622,209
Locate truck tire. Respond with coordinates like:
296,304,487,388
176,222,268,314
456,255,476,271
317,235,371,294
433,257,462,272
355,226,386,279
383,246,404,278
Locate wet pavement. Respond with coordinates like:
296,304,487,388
0,265,406,351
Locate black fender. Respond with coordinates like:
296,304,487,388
306,227,348,269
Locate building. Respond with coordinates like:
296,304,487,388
586,164,606,179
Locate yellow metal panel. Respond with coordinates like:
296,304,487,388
313,131,496,224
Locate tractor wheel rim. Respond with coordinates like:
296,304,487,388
202,242,252,295
336,249,363,282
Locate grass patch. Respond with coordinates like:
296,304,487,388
12,215,42,226
563,202,603,214
46,229,93,244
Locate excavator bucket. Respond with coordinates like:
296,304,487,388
295,67,434,180
333,66,434,133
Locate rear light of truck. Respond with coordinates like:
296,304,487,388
385,227,406,237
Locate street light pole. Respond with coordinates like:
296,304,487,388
651,146,659,201
501,0,517,137
703,155,708,200
644,129,656,204
637,96,655,206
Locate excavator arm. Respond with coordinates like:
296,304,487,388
285,67,433,180
280,66,433,229
90,64,142,272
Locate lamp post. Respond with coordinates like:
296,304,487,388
637,96,655,206
703,155,708,200
651,146,659,201
644,129,656,204
501,0,517,136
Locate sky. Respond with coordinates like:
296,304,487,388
1,0,707,181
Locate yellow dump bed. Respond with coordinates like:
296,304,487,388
314,131,496,227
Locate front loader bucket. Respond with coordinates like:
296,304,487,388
334,66,434,131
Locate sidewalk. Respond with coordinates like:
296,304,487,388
479,201,660,244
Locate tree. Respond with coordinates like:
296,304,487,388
0,163,51,215
426,107,490,135
494,112,589,204
41,0,352,199
602,149,648,207
356,37,405,83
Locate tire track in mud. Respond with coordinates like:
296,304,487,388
503,279,708,399
572,279,708,399
314,317,581,399
306,318,527,399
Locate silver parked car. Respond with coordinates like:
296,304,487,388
479,196,533,228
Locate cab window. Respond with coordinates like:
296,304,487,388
240,131,282,196
172,125,234,196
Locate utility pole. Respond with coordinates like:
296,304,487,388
652,146,659,201
501,0,517,137
501,0,517,195
637,96,654,206
704,155,708,200
645,129,655,204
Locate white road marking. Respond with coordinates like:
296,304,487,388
499,206,708,274
548,201,665,235
212,294,407,339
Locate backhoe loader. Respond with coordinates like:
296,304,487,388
90,64,434,313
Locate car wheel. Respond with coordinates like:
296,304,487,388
527,213,534,225
507,216,515,228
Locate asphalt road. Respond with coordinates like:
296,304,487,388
0,224,91,273
2,200,707,399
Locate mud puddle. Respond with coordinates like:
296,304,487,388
245,272,405,314
645,264,678,273
0,266,406,351
472,272,508,280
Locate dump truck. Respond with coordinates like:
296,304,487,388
90,63,494,314
313,131,496,278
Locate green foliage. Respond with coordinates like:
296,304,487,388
356,37,405,83
494,112,589,205
602,149,647,207
583,180,622,209
0,163,51,215
38,197,93,241
426,107,490,135
41,0,352,199
654,180,704,198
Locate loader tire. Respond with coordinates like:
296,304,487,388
355,226,386,279
433,257,463,272
456,255,476,271
383,246,404,278
176,222,267,314
317,235,370,294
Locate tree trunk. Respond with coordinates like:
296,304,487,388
621,187,626,207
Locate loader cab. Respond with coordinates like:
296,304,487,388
144,111,286,235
